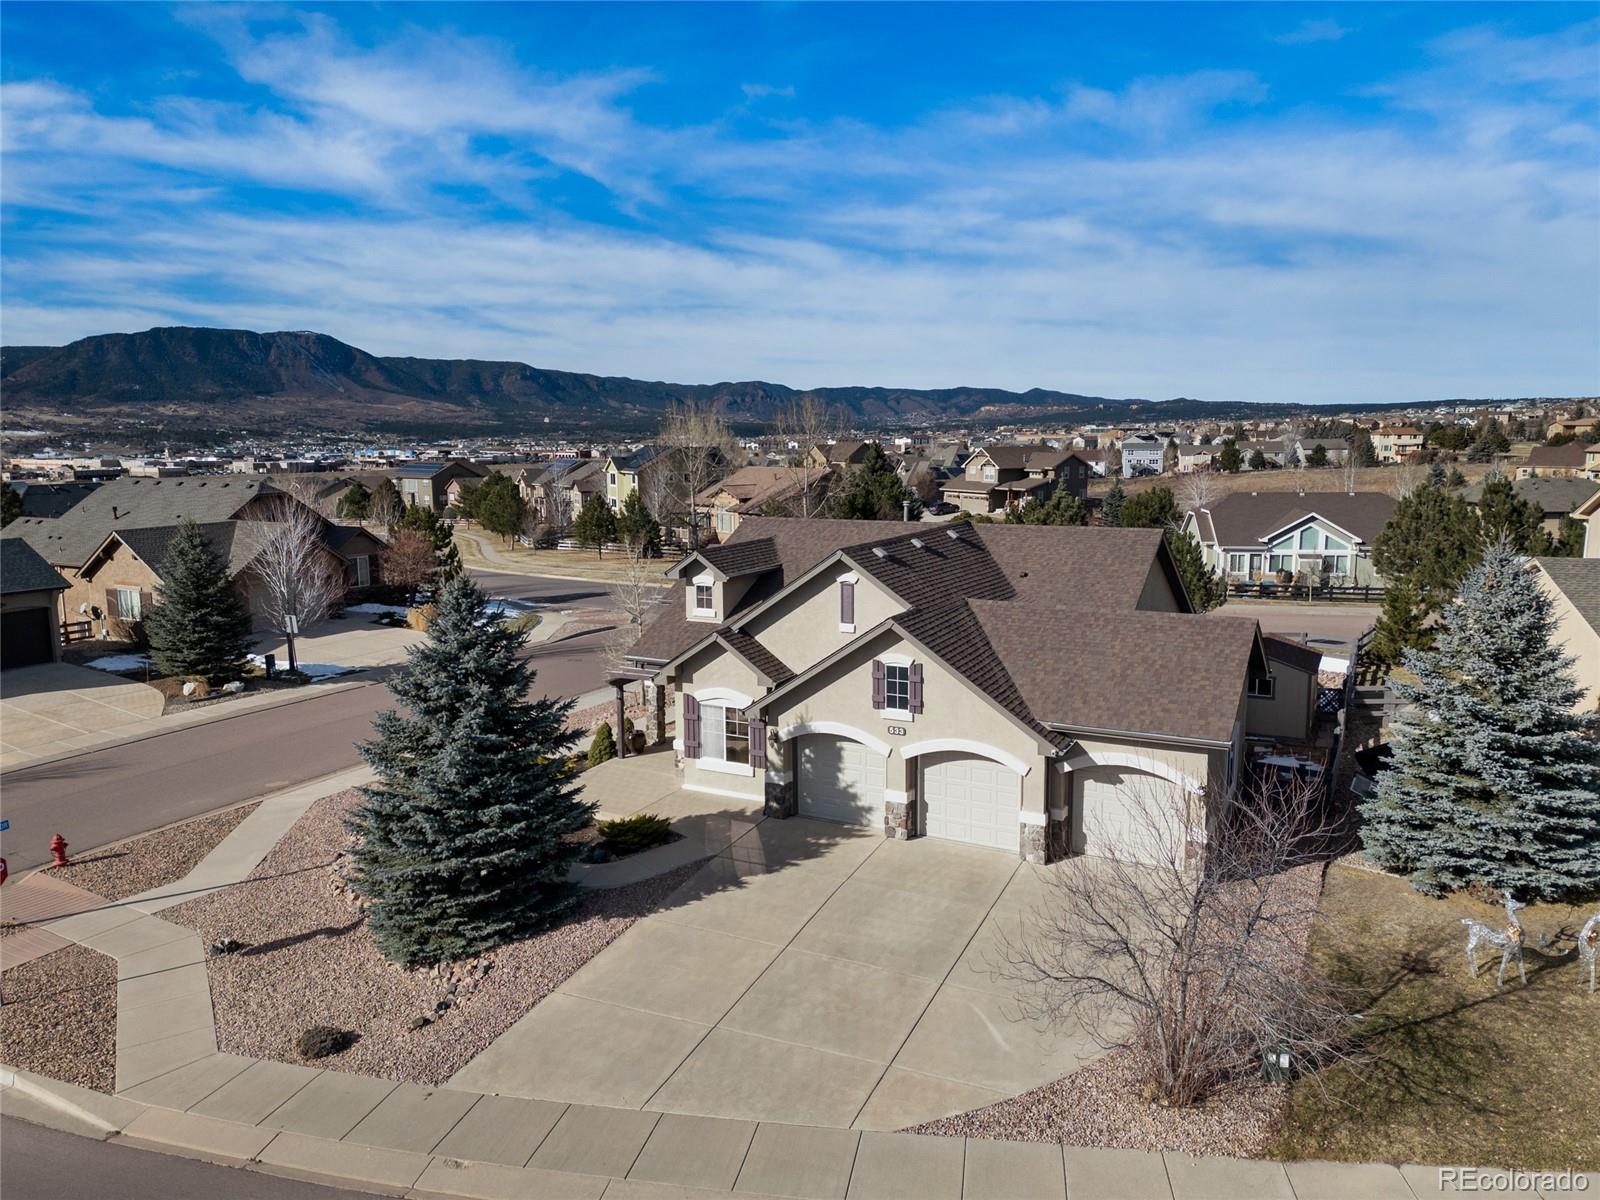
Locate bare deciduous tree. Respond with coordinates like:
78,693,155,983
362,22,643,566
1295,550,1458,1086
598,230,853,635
996,773,1354,1107
772,396,843,518
604,542,668,700
384,527,437,603
1391,458,1424,499
659,399,736,548
247,493,344,673
1176,470,1224,517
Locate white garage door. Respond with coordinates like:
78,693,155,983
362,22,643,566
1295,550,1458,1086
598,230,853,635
798,735,886,826
1077,769,1181,865
921,752,1021,850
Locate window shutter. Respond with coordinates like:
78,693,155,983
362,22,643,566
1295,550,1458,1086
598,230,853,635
871,660,885,710
750,716,766,769
683,693,700,759
139,590,155,620
840,580,855,625
909,662,924,714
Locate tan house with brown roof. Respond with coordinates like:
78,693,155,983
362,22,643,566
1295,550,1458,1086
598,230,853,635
694,465,835,540
622,517,1324,865
1517,441,1594,480
1532,557,1600,712
1372,425,1424,463
938,445,1090,515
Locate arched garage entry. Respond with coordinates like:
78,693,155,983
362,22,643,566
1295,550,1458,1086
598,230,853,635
1071,765,1188,865
906,740,1030,852
779,723,891,827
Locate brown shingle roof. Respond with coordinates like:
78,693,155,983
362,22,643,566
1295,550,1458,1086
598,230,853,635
970,603,1261,744
1192,491,1396,548
1523,442,1590,470
719,629,794,684
1262,634,1324,675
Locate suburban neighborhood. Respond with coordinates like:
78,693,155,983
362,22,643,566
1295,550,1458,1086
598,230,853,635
2,5,1598,1200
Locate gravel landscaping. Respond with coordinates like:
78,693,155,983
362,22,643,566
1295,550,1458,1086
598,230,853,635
910,863,1324,1157
0,945,117,1094
165,790,707,1085
909,1047,1288,1157
52,803,260,902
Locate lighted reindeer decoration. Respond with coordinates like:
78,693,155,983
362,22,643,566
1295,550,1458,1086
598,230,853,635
1460,894,1526,988
1577,910,1600,995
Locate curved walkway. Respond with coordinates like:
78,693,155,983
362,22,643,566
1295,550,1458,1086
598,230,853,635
2,767,1552,1200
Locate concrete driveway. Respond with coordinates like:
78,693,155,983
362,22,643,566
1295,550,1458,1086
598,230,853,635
0,662,166,770
451,756,1107,1131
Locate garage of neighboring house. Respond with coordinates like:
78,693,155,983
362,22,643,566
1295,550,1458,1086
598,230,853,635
797,734,886,825
1,540,70,670
919,752,1021,851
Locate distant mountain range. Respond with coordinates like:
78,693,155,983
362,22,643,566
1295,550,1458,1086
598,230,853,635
2,325,1454,436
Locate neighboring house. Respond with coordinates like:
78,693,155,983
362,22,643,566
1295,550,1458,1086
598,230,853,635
7,480,103,518
603,445,667,512
1,539,70,669
1462,477,1600,540
1571,487,1600,558
1183,491,1397,586
1247,636,1325,742
808,441,876,471
1293,438,1351,467
623,517,1323,865
1175,445,1219,474
1237,439,1289,469
395,460,491,512
1546,416,1600,440
0,476,384,633
519,459,606,528
1074,447,1108,477
1532,557,1600,712
1119,435,1166,478
694,465,834,539
1372,426,1425,463
1517,441,1593,480
939,445,1090,514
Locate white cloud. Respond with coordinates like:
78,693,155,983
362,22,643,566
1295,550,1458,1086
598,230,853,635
741,83,796,100
1275,19,1350,46
1,16,1596,405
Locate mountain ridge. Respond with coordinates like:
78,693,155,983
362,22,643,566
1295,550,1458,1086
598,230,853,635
1,325,1456,435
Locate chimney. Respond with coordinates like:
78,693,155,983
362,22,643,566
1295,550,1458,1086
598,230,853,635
111,505,120,519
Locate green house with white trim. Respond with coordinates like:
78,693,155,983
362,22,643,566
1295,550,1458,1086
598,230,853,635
1182,491,1397,587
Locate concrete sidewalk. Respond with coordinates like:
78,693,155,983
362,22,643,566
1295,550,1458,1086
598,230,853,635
5,1065,1577,1200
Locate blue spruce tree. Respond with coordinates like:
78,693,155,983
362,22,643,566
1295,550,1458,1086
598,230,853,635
346,576,595,965
1361,540,1600,900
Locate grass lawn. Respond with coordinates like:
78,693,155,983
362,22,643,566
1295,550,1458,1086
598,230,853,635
1272,863,1598,1170
453,530,671,583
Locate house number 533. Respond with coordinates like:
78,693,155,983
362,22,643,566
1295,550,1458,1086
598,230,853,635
885,725,907,736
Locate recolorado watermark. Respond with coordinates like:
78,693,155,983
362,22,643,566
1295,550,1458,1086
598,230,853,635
1439,1168,1589,1193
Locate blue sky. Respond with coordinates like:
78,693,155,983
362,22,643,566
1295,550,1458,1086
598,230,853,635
2,3,1596,405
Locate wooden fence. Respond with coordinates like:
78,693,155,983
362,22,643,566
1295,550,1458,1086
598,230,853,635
1227,581,1386,604
60,619,95,644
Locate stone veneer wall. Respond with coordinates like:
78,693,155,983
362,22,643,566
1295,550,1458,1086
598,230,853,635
883,798,912,840
763,774,796,819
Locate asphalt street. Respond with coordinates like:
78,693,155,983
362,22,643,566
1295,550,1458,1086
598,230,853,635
0,572,615,871
0,1119,367,1200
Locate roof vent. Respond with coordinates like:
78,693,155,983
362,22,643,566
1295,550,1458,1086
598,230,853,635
946,528,961,539
873,547,888,559
910,537,925,549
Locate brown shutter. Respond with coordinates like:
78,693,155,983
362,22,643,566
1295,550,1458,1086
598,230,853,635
840,580,854,625
871,660,885,709
139,590,154,620
682,693,700,759
749,716,766,769
909,662,924,714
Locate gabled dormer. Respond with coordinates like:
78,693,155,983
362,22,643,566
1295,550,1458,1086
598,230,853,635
665,537,782,625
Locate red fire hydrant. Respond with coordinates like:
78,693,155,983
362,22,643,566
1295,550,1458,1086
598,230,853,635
48,835,70,869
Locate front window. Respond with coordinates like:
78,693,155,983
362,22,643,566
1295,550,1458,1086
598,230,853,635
982,467,996,481
1298,527,1319,550
693,583,714,612
717,509,734,532
884,663,911,712
112,586,142,620
701,705,749,765
1248,674,1276,699
1226,553,1248,575
351,555,371,587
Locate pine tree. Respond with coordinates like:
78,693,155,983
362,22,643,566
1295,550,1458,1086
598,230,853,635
574,494,618,557
1101,477,1126,526
1361,541,1600,900
398,504,462,582
588,721,617,767
346,576,593,966
145,519,253,681
1217,439,1243,473
337,482,372,520
1368,574,1432,669
1427,461,1448,488
1165,528,1226,611
1005,491,1087,526
1,486,22,528
1372,485,1480,612
1475,475,1548,553
1351,426,1379,467
823,444,918,520
1305,443,1329,468
617,491,662,553
1248,449,1268,470
475,474,526,544
1121,486,1177,529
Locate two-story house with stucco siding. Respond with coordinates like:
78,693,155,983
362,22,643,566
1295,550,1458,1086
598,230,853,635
938,445,1090,515
622,517,1320,866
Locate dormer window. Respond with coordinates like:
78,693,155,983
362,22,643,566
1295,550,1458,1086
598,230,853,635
695,582,713,612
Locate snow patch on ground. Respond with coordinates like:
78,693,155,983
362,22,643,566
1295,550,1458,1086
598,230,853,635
84,654,152,672
346,603,410,617
246,654,357,679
